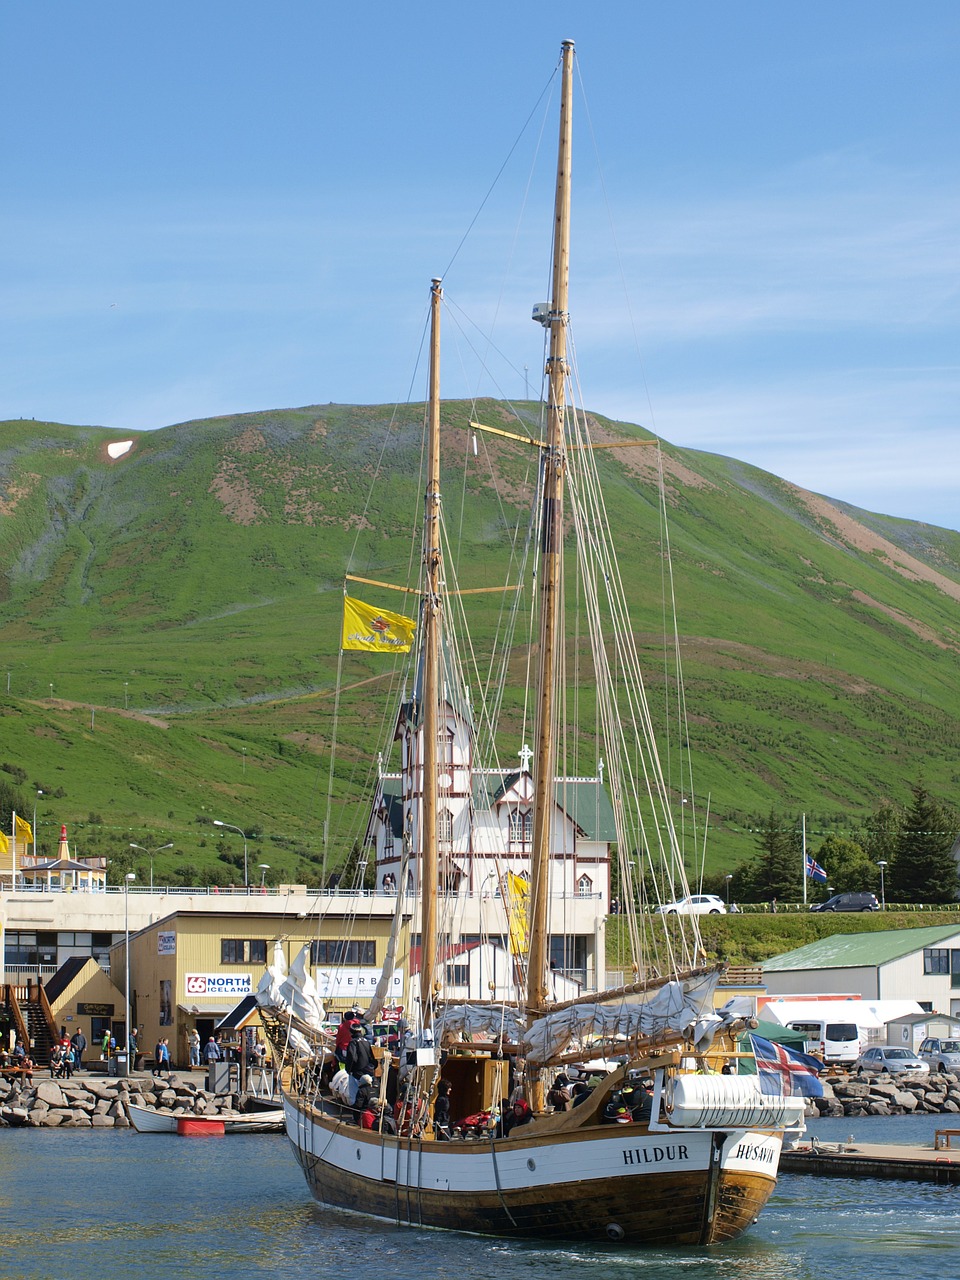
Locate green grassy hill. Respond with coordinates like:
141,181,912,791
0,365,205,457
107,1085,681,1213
2,402,959,885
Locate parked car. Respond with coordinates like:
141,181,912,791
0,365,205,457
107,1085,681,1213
657,894,727,915
854,1046,930,1076
809,891,880,913
918,1038,960,1073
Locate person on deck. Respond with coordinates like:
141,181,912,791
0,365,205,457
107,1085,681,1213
433,1080,453,1139
204,1036,222,1064
188,1028,201,1067
335,1011,358,1064
502,1098,534,1136
353,1073,377,1125
344,1024,377,1080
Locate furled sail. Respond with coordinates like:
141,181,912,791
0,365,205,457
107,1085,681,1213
435,1002,527,1045
521,972,721,1064
256,940,326,1041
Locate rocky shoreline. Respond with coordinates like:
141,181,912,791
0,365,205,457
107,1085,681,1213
0,1072,255,1128
5,1067,959,1129
814,1071,960,1117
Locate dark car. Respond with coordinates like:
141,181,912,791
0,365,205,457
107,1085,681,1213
809,891,880,913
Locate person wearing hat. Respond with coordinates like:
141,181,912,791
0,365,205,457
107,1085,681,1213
354,1072,377,1125
344,1022,377,1080
502,1096,534,1137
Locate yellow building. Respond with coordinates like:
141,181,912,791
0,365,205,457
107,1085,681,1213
44,957,126,1056
112,904,410,1069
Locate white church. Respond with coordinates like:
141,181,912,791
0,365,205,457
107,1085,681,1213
365,687,615,993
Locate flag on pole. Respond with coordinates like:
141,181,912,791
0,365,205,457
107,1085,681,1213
0,832,8,854
504,872,529,956
341,596,416,653
804,853,827,883
15,814,33,845
749,1034,824,1098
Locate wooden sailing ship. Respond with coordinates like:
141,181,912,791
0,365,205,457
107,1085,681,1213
260,40,807,1246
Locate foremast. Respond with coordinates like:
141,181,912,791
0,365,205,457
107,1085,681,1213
419,277,443,1029
527,39,574,1106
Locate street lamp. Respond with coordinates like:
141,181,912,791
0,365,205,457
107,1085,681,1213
123,872,136,1077
124,681,129,710
213,819,248,887
129,842,174,890
724,874,733,904
877,860,888,910
258,863,270,889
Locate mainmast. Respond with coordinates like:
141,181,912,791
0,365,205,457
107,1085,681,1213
527,40,574,1050
419,277,443,1029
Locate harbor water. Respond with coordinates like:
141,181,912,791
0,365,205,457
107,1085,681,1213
1,1114,957,1280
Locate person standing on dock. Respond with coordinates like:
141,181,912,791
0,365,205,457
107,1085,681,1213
188,1028,201,1067
70,1029,87,1073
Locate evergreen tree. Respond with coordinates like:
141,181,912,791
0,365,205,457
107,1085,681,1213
745,810,802,903
888,783,959,904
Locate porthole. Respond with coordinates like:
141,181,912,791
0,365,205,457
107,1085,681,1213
526,1158,536,1171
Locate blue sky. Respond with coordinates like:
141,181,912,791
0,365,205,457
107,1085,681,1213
3,3,959,530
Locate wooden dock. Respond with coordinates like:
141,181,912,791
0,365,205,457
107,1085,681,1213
781,1138,960,1185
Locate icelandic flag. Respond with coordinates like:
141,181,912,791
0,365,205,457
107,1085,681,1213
750,1034,824,1099
805,854,827,883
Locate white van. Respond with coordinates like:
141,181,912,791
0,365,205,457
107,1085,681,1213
786,1018,861,1066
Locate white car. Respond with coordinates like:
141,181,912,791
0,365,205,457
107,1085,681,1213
657,894,727,915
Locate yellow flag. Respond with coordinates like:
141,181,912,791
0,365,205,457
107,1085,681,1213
15,815,33,844
0,832,8,854
341,596,416,653
505,872,530,956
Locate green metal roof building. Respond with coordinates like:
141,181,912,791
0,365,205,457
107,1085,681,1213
762,924,960,1014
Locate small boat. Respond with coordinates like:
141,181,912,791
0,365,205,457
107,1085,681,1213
126,1101,285,1133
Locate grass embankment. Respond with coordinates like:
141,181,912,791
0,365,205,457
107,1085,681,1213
606,909,960,969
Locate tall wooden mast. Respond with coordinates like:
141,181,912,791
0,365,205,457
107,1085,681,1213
527,40,574,1048
419,277,443,1029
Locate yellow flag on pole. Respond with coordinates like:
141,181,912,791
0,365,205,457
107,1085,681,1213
506,872,530,956
15,815,33,844
341,596,416,653
0,832,8,854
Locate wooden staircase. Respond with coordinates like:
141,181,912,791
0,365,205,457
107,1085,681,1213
3,980,58,1064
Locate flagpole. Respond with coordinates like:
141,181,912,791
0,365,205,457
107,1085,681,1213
11,810,17,891
801,813,807,906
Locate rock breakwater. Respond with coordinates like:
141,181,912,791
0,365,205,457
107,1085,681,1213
815,1071,960,1117
0,1073,250,1128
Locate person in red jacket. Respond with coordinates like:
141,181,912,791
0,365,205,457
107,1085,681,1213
334,1010,359,1064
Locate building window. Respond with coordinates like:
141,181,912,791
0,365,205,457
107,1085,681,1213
924,948,950,975
221,939,268,964
310,940,376,966
508,809,532,851
952,951,960,990
439,730,455,770
445,964,469,986
576,874,593,897
549,935,587,974
438,809,453,849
